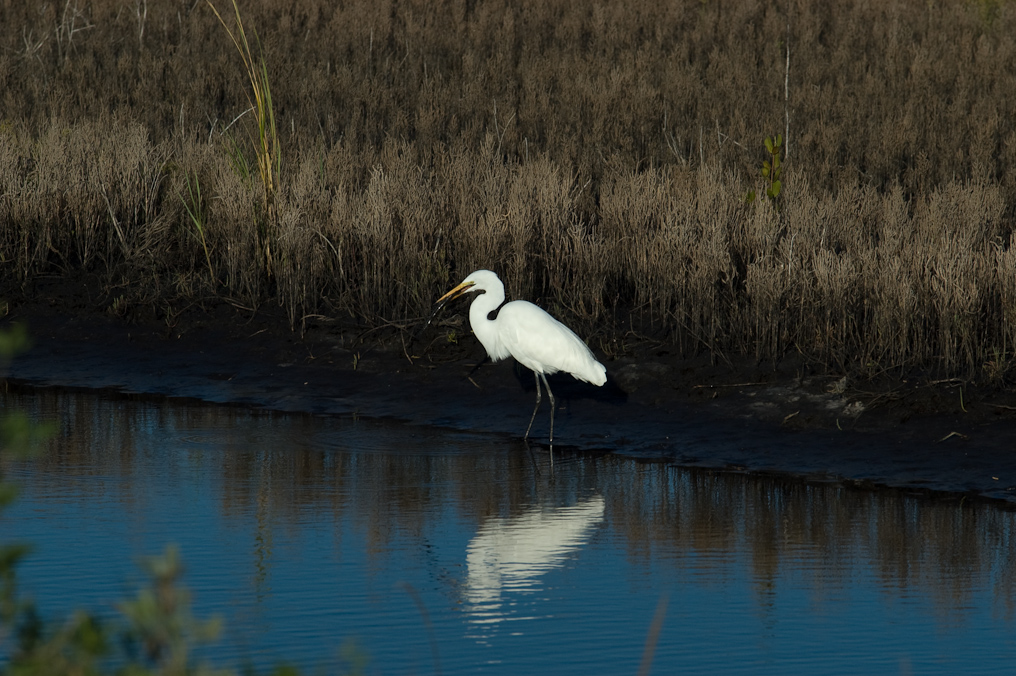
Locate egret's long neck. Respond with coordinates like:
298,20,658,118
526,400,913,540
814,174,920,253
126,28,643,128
468,284,509,361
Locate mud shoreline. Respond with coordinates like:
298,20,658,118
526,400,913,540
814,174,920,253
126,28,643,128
3,292,1016,505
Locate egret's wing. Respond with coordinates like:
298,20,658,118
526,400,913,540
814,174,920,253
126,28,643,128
498,301,605,385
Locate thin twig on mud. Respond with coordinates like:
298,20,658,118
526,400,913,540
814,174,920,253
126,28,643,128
693,382,767,389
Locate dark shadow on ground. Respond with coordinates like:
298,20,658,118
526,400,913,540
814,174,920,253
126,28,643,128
4,298,1016,505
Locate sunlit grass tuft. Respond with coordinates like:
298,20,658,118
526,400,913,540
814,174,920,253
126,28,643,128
207,0,280,277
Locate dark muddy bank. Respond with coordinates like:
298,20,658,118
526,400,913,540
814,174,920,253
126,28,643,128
4,290,1016,506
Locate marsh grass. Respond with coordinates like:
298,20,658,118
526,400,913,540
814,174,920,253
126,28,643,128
2,0,1016,382
181,170,214,282
207,0,281,280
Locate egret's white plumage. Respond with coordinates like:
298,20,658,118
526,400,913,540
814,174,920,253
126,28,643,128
437,270,606,444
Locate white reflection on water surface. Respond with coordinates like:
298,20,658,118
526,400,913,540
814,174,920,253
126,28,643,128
3,388,1016,675
465,495,605,624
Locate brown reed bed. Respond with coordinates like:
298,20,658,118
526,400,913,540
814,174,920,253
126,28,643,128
2,0,1016,384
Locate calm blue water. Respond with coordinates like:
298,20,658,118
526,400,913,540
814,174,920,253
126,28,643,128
2,388,1016,674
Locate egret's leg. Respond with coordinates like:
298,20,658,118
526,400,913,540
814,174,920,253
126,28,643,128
541,372,556,444
524,371,543,440
541,373,556,469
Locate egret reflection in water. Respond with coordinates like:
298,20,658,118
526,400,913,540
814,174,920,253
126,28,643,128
7,388,1016,673
464,494,605,624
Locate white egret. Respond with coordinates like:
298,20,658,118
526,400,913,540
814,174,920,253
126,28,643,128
436,270,606,444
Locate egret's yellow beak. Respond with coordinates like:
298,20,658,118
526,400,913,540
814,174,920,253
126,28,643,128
420,280,478,335
436,280,476,305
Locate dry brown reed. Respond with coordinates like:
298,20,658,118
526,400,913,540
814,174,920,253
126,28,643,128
2,0,1016,381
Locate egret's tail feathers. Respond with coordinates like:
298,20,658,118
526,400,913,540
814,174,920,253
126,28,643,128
575,360,607,387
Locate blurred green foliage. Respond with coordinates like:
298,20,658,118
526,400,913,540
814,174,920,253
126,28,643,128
0,327,362,674
0,323,30,362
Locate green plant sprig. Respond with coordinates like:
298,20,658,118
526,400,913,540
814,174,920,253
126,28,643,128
762,134,783,200
746,134,784,206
